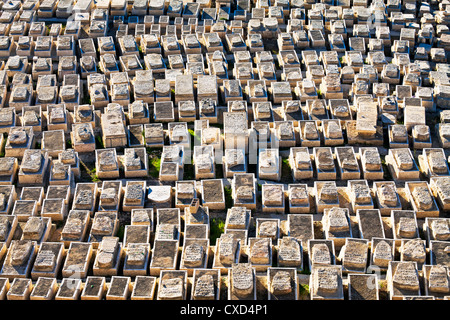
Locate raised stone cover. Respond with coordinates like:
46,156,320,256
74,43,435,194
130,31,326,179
311,243,331,265
392,262,420,291
193,274,215,299
232,263,253,297
218,233,238,265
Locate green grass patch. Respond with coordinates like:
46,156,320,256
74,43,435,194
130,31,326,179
65,138,72,149
224,186,233,209
281,158,293,183
148,156,161,178
0,133,7,157
299,284,310,299
210,218,225,245
116,224,125,242
147,148,162,178
95,136,104,149
79,160,99,183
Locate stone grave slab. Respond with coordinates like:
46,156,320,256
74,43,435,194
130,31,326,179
55,278,82,300
228,263,257,300
0,240,37,279
30,277,57,300
31,242,64,280
348,274,379,300
213,233,241,274
61,242,93,279
157,270,187,300
131,276,157,300
98,181,122,212
149,240,179,276
80,276,106,300
267,267,298,300
405,181,439,218
309,265,344,300
123,243,151,277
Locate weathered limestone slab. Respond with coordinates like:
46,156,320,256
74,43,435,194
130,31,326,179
180,238,209,276
356,209,386,241
424,217,450,245
232,173,256,209
288,148,313,181
309,265,344,300
228,263,256,300
422,265,450,298
223,111,249,152
72,183,97,214
225,206,251,231
5,126,34,159
391,210,419,243
149,240,179,276
419,148,449,178
98,181,122,212
348,180,373,212
267,267,298,300
21,216,51,244
30,277,57,300
124,224,150,246
130,209,153,231
123,244,151,277
191,269,220,300
308,239,336,270
412,125,432,149
0,215,17,247
256,218,280,241
0,240,37,279
18,150,49,186
400,238,427,269
360,147,384,180
338,238,369,274
313,147,336,180
335,147,360,180
0,185,16,215
322,207,352,247
123,181,146,212
7,278,32,300
387,261,421,300
157,270,187,300
288,184,310,213
80,276,107,300
374,182,402,216
348,274,379,300
130,276,157,300
55,278,82,300
261,184,284,213
405,181,439,218
213,233,241,274
386,148,420,181
61,242,93,279
71,123,95,153
11,200,37,222
144,123,164,148
106,276,131,300
88,211,119,246
93,237,123,276
31,242,64,280
314,181,339,213
60,210,90,246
